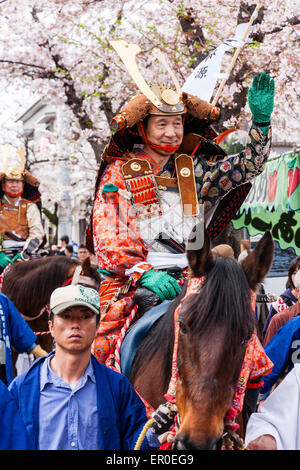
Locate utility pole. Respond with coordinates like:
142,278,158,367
56,106,73,244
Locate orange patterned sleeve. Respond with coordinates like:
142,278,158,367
92,160,152,284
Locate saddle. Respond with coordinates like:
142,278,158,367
120,297,172,378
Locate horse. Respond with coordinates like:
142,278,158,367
1,256,101,361
128,228,274,450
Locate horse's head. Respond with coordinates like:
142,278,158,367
173,228,274,450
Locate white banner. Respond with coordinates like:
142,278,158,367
182,16,257,102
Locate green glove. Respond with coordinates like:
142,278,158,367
139,269,181,301
103,184,118,193
248,72,275,133
0,251,12,269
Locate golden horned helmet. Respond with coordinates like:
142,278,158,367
110,40,185,115
109,40,219,133
0,145,40,188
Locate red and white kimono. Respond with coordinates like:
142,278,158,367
92,150,180,363
92,124,272,363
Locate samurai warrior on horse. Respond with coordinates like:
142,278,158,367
86,40,274,366
0,146,45,271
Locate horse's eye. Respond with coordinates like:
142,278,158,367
241,332,252,346
179,320,188,335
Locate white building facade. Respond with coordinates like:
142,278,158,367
17,99,91,247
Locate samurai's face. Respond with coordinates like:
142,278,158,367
144,114,184,155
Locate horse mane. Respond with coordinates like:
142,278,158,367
180,257,255,347
129,283,188,391
130,257,255,391
1,256,80,316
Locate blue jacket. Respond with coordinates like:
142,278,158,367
261,315,300,394
9,353,151,450
0,378,31,450
0,293,37,385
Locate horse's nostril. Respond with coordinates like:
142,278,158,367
173,434,221,450
173,435,187,450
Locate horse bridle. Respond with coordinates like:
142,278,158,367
165,277,256,449
20,305,50,322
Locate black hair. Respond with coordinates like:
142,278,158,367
287,257,300,289
60,235,69,244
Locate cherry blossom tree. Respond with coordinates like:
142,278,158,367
0,0,298,224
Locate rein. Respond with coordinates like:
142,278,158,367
20,305,51,336
20,305,50,322
0,263,51,336
165,276,205,403
106,306,138,373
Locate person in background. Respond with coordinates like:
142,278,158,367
59,235,69,255
237,239,250,263
264,270,300,346
72,242,79,258
262,256,300,338
50,244,60,256
65,244,76,258
0,292,47,386
211,244,234,260
258,283,300,401
245,364,300,450
77,245,91,263
0,378,31,449
0,150,45,269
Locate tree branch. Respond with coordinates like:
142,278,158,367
176,7,207,67
264,16,300,35
0,59,48,70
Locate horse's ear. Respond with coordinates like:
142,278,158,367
187,225,214,277
241,230,274,290
81,257,92,276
